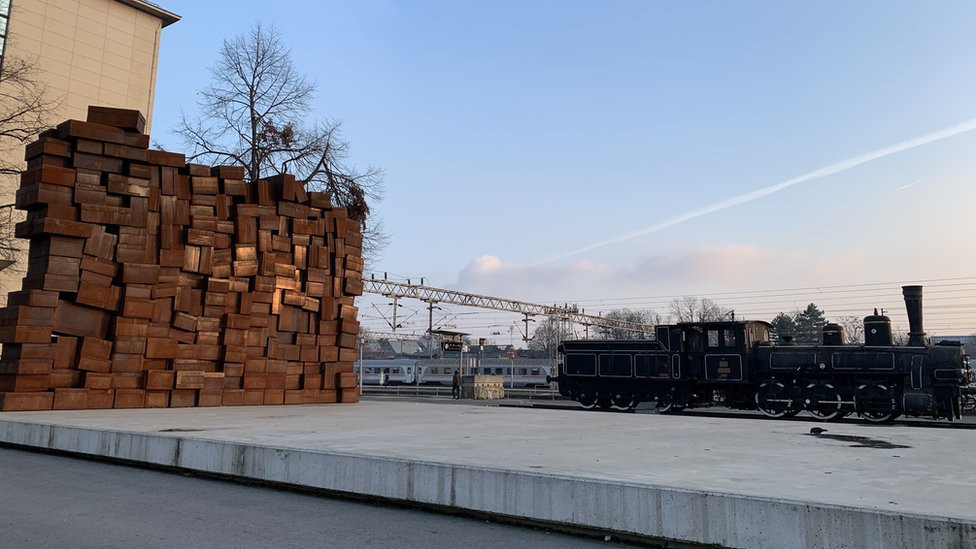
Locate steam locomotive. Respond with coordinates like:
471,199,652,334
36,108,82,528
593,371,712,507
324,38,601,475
553,286,976,422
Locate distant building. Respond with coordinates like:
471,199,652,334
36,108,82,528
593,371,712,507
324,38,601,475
0,0,179,303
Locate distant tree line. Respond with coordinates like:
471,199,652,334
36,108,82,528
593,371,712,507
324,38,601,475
529,296,915,347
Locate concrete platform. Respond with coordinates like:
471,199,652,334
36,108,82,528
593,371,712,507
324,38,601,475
0,400,973,548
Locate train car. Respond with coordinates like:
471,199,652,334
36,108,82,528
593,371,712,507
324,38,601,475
554,286,975,421
361,358,556,388
472,359,554,388
356,359,419,385
416,359,460,386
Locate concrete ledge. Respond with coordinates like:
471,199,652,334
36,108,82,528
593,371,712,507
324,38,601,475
1,403,973,548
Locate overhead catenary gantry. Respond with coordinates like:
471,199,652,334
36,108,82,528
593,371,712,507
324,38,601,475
361,275,655,340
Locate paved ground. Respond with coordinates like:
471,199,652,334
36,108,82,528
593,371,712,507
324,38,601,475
0,447,626,549
2,400,973,520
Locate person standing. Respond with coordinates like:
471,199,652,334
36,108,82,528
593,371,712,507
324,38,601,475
452,369,462,400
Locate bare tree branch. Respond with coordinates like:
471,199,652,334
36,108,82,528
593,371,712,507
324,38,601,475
175,22,387,262
0,55,63,264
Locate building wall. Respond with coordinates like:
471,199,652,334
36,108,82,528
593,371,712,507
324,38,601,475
6,0,163,131
0,0,175,305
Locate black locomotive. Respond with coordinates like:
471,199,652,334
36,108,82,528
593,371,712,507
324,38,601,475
554,286,976,422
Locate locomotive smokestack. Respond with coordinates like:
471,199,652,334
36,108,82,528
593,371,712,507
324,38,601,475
902,285,926,346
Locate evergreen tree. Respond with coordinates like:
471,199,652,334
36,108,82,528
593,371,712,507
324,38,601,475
794,303,827,343
770,312,797,341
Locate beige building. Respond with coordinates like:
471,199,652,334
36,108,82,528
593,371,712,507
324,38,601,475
5,0,178,130
0,0,178,303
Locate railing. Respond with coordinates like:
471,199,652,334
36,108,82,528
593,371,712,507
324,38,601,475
362,385,564,401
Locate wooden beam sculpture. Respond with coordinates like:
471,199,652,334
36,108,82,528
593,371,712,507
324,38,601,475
0,107,363,410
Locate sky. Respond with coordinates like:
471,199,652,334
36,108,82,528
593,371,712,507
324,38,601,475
151,1,976,342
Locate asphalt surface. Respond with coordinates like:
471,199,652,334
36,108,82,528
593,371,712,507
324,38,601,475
0,447,628,549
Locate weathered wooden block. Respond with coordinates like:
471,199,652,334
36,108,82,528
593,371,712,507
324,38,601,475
86,106,147,133
113,389,145,409
0,391,54,411
198,388,223,407
338,388,360,404
86,389,115,409
144,390,170,408
53,388,88,410
0,374,51,392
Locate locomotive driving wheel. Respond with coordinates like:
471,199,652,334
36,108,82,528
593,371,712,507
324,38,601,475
855,383,901,423
611,392,637,410
755,381,796,418
577,391,597,410
804,383,845,421
656,393,683,414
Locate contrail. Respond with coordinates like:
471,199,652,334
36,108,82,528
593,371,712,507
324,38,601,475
537,117,976,265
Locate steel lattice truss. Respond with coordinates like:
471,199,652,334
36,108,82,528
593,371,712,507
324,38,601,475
362,278,655,334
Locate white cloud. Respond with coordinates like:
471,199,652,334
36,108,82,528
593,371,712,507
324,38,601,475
452,246,873,307
452,255,611,301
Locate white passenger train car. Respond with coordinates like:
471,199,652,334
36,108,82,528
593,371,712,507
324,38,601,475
355,358,556,387
356,359,420,385
473,358,554,388
357,358,555,388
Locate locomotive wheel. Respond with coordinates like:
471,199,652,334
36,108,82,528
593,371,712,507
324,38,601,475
656,394,683,414
804,383,844,421
577,392,597,410
855,384,900,423
859,411,901,423
755,382,796,418
612,392,637,410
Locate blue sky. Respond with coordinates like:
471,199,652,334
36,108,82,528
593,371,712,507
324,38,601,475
151,1,976,339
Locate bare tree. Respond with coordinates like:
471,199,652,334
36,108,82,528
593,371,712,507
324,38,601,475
669,296,730,323
176,22,386,260
597,308,661,339
834,315,865,345
0,55,61,261
528,317,565,357
0,55,61,283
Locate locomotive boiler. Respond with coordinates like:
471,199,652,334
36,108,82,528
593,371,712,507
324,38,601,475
554,286,975,422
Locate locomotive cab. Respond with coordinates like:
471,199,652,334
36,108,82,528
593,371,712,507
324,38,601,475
675,320,772,383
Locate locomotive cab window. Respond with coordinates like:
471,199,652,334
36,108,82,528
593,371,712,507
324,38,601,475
723,329,737,348
707,330,720,348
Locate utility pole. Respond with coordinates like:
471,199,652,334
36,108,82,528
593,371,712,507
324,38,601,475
522,314,533,344
391,296,399,333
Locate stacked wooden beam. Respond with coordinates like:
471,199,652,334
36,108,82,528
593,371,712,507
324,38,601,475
0,106,364,411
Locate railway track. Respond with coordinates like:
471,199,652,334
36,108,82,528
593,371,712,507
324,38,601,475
363,386,976,428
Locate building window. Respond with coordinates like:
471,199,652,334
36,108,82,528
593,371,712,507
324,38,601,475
0,0,9,74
